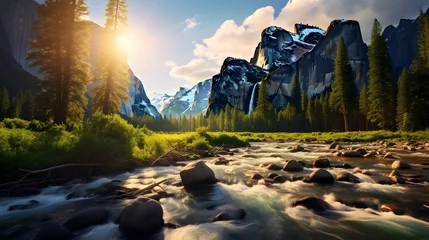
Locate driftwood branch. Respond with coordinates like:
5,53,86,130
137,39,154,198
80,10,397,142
19,163,105,173
98,178,168,201
150,147,178,167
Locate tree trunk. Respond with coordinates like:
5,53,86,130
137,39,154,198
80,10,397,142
53,10,64,125
343,112,349,132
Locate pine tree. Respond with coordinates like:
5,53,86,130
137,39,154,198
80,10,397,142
307,96,315,130
359,84,370,130
290,74,301,113
92,0,130,115
0,87,10,119
409,10,429,130
22,90,36,120
396,69,410,130
367,19,395,130
218,109,225,131
28,0,91,124
329,37,357,131
225,104,232,131
254,78,275,130
301,91,308,130
8,90,23,118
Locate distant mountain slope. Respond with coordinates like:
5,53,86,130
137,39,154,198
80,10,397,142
151,79,211,117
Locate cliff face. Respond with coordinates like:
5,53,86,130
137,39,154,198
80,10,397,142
0,0,159,118
207,57,269,114
383,8,429,79
208,20,369,112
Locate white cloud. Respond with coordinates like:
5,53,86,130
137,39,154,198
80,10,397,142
168,0,429,85
182,16,200,31
167,59,219,86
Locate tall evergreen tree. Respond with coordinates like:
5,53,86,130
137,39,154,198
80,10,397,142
22,90,36,120
290,74,301,113
367,19,395,130
307,96,315,129
396,69,410,130
254,79,275,130
329,37,357,131
92,0,130,115
28,0,91,124
8,90,23,118
0,86,10,119
359,84,370,130
409,10,429,130
301,91,308,129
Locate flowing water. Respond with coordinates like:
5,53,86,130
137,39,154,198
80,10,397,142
248,83,258,113
1,142,429,240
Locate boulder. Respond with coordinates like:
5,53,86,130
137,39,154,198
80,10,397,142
273,175,287,183
335,145,344,151
292,175,305,181
336,172,360,183
342,151,363,157
290,145,304,153
329,142,339,149
293,197,330,212
266,164,282,171
342,163,353,169
313,157,330,168
267,173,278,179
179,161,217,191
64,207,109,232
391,175,406,184
214,208,246,221
384,153,399,159
250,173,263,180
352,199,379,210
355,148,367,156
64,178,84,186
298,160,310,168
283,160,303,172
8,200,39,212
391,160,411,169
34,221,73,240
119,198,164,237
213,157,229,165
141,193,161,201
381,204,406,215
309,169,335,184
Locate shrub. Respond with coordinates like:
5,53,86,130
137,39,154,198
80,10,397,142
3,118,30,129
189,137,212,150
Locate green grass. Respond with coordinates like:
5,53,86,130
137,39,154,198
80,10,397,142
1,114,428,182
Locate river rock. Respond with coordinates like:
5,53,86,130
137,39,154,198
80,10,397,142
342,150,363,157
118,198,164,237
335,145,344,151
329,142,339,149
64,178,85,186
389,170,400,177
213,157,229,165
290,145,304,153
8,200,39,212
34,221,73,240
267,164,282,170
352,199,379,210
267,173,278,179
141,193,161,201
381,204,406,215
180,161,217,191
309,169,335,184
336,172,360,183
364,151,377,157
64,207,109,232
313,157,330,168
283,160,303,172
391,175,406,184
384,153,399,159
293,197,330,212
342,163,353,169
214,208,246,221
250,173,263,180
356,148,367,155
273,175,287,183
392,160,411,169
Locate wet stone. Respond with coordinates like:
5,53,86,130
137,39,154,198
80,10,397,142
250,173,263,180
266,164,282,171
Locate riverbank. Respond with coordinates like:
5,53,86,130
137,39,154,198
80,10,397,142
0,140,428,239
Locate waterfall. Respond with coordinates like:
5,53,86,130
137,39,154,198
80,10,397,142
248,83,258,113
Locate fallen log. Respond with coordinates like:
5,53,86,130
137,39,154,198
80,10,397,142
150,147,178,167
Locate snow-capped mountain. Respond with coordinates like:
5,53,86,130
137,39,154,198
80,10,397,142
250,24,325,70
150,79,211,117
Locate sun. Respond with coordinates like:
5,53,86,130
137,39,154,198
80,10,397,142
116,34,133,53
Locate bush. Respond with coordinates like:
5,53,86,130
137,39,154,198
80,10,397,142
189,137,212,150
209,133,249,147
28,120,54,131
3,118,30,129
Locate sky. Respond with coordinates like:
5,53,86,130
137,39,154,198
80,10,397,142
84,0,429,95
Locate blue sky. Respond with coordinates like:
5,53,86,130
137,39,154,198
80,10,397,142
85,0,429,95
